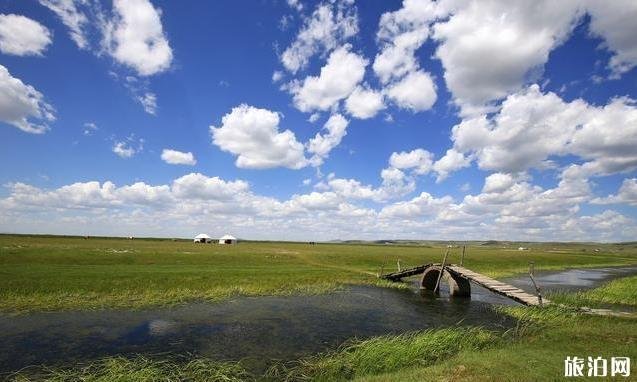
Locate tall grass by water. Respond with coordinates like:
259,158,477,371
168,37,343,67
9,356,251,382
266,327,500,381
548,274,637,308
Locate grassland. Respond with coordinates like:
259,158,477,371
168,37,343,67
357,278,637,381
10,278,637,381
1,234,636,313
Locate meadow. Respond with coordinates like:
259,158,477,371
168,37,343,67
8,271,637,381
1,234,636,313
2,234,637,381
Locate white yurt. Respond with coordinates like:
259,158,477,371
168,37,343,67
218,234,237,244
193,233,212,243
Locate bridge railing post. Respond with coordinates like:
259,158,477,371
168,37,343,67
529,261,544,306
434,248,450,293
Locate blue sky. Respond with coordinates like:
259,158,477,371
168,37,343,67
0,0,636,241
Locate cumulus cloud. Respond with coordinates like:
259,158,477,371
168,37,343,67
385,70,437,112
112,136,143,158
0,65,55,134
586,0,637,77
373,0,442,84
592,178,637,206
281,1,358,73
2,168,636,241
389,148,434,175
289,44,367,112
380,191,453,219
0,14,52,56
448,84,637,176
345,86,385,119
432,149,471,182
102,0,173,76
161,149,196,166
325,166,416,203
432,0,582,113
211,104,307,169
171,173,248,200
39,0,90,49
307,113,349,166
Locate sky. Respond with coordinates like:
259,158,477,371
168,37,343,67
0,0,636,242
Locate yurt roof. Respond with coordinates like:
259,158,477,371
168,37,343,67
194,233,211,239
219,234,236,240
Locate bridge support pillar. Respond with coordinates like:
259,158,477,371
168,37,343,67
420,266,471,297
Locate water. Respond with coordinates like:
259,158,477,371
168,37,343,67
1,266,635,374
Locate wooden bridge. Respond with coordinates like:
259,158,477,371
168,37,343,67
382,263,548,306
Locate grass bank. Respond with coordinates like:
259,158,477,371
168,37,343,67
356,281,637,381
7,275,637,381
548,275,637,308
266,327,500,381
1,235,636,313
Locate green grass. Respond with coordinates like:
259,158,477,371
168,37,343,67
1,234,636,313
548,275,637,308
354,287,637,381
8,356,251,382
265,327,500,381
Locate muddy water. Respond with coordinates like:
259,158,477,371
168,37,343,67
1,266,635,374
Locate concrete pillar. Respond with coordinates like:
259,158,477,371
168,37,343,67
420,266,471,297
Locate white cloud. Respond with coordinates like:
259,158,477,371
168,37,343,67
39,0,90,49
290,44,367,112
0,64,55,134
161,149,196,166
344,85,385,119
307,113,349,166
373,0,442,84
102,0,173,76
385,70,437,112
432,149,470,182
380,192,453,219
482,173,516,194
586,0,637,77
272,70,284,83
432,0,582,113
112,142,136,158
326,166,416,203
0,14,52,56
592,178,637,206
171,173,248,200
286,0,303,12
308,113,320,123
389,148,434,175
211,104,307,169
2,168,636,242
449,84,637,176
83,122,97,135
281,1,358,73
112,136,143,158
137,92,157,114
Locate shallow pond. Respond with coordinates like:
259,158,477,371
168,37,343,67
1,266,635,374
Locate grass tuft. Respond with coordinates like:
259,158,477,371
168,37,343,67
265,327,500,381
7,356,252,382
